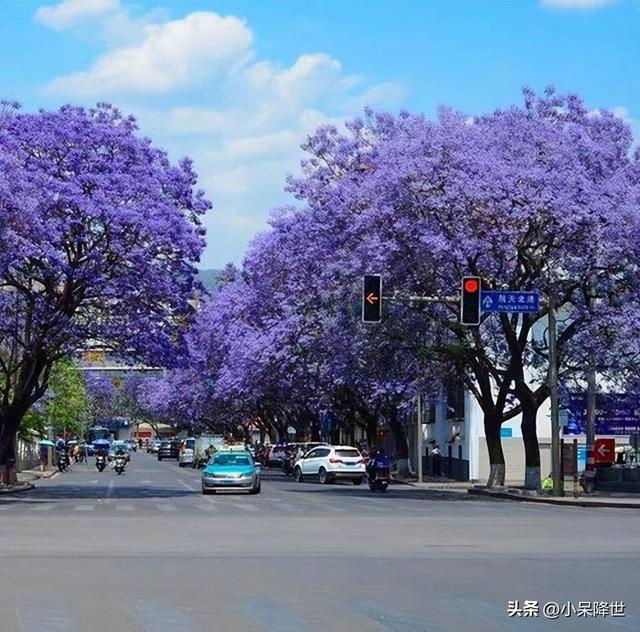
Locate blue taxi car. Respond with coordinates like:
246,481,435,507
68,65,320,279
201,450,261,495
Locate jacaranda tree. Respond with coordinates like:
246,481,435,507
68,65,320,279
0,103,209,482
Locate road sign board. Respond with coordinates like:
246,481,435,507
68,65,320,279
480,291,540,314
562,443,577,476
594,438,615,464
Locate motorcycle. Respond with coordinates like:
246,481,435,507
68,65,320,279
96,454,107,472
56,450,69,472
366,454,392,492
114,456,126,475
283,454,296,476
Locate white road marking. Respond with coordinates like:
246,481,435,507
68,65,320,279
195,503,219,511
139,479,153,485
130,599,197,632
155,504,178,512
73,505,95,512
232,503,259,512
178,479,198,492
30,504,54,512
116,504,135,512
106,479,115,499
16,602,79,632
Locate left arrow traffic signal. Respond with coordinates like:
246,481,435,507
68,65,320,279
362,275,382,322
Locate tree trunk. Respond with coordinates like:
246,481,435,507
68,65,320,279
484,415,505,487
0,415,20,485
365,414,378,447
520,401,541,490
387,407,410,477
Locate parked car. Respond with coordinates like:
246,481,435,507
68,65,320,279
294,445,366,485
108,441,131,462
201,451,261,495
179,438,196,467
157,439,180,461
147,440,162,454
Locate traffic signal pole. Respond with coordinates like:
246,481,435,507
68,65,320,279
416,394,423,483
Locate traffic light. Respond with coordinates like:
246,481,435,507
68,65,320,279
362,275,382,322
460,276,481,325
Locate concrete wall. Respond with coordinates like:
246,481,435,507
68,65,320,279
475,438,552,484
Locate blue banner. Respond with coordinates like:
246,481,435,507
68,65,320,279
564,393,640,436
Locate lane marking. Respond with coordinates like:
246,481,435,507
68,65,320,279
116,504,135,512
106,479,115,500
73,505,95,512
155,504,178,512
130,599,197,632
195,503,219,511
178,479,198,493
232,503,259,512
30,504,54,512
16,602,79,632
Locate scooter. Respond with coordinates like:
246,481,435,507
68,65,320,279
366,454,392,492
56,451,69,472
96,454,107,472
114,456,126,475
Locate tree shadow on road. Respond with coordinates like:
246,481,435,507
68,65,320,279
281,483,485,502
1,484,196,502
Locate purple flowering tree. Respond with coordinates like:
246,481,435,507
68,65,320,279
281,87,639,487
0,103,209,481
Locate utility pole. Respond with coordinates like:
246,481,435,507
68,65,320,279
548,296,563,496
417,395,423,483
584,354,597,494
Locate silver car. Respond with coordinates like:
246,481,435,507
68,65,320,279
179,438,196,468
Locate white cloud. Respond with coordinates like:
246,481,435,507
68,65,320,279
47,12,253,96
35,0,119,30
540,0,620,9
39,7,404,267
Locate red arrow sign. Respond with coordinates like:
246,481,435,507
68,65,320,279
594,438,615,464
366,293,379,305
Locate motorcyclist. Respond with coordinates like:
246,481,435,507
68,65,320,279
367,447,391,478
112,445,127,470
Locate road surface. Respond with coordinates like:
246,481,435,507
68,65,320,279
1,451,639,631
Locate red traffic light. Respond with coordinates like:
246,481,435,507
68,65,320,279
464,278,479,293
461,276,481,326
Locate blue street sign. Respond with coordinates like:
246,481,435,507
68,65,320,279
480,291,540,313
500,427,513,438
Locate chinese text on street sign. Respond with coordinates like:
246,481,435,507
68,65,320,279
480,291,540,314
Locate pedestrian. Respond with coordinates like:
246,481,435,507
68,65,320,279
430,444,441,477
542,473,553,496
39,444,49,472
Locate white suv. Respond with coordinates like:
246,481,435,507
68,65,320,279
294,445,366,485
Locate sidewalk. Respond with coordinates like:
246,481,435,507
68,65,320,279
0,468,58,494
468,486,640,509
396,476,473,492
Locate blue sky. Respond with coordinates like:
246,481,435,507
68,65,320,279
1,0,638,268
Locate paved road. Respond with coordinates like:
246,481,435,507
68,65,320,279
1,452,639,631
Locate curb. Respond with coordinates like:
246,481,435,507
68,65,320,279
468,487,640,509
0,482,34,494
